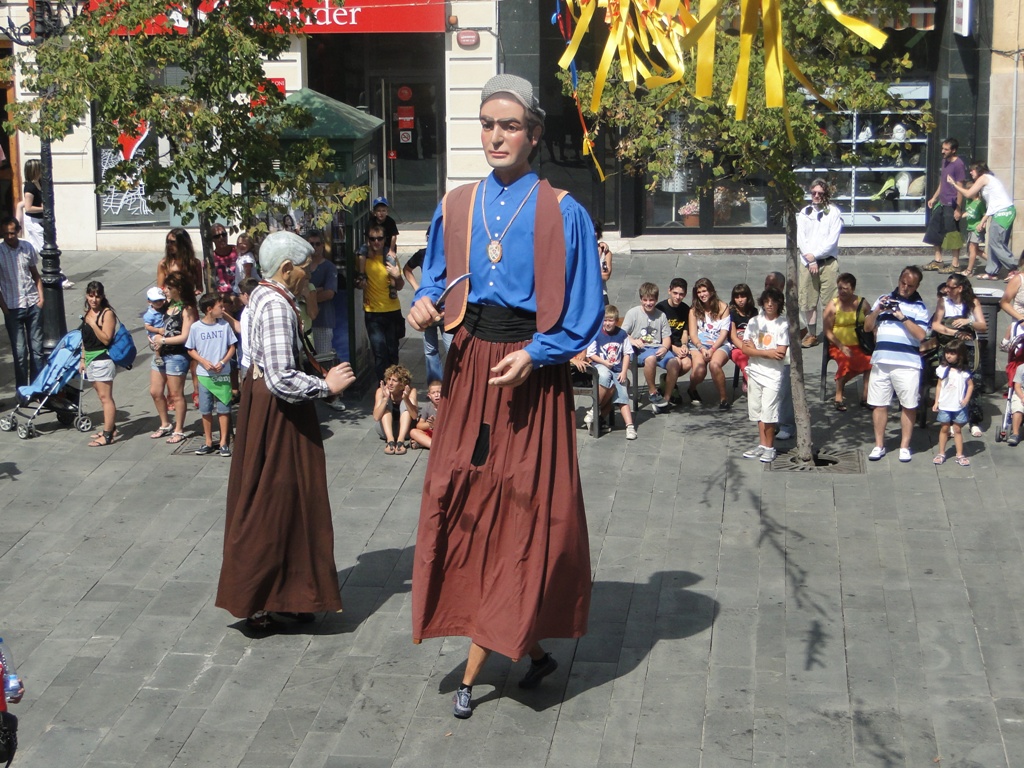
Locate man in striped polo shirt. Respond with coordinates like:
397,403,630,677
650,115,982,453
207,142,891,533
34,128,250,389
863,266,930,463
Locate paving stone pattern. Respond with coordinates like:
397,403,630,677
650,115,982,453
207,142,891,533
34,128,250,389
1,247,1022,767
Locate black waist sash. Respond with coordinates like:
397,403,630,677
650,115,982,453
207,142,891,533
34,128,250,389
463,303,537,343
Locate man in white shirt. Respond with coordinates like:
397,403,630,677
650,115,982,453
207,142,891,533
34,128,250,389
0,216,44,391
796,178,842,348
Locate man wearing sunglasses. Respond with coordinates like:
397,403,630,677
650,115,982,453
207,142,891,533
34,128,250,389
796,178,843,348
356,224,404,382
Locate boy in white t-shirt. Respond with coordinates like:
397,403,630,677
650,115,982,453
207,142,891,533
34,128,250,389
741,287,790,463
186,293,238,457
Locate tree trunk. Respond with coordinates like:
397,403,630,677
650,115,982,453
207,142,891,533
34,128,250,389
784,206,815,463
198,210,215,293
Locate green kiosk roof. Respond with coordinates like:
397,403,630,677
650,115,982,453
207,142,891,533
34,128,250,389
282,88,383,141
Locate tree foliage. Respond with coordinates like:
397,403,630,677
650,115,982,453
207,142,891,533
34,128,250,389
2,0,367,281
564,0,930,205
561,0,934,461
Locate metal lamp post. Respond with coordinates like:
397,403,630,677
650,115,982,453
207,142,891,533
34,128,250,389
1,0,86,355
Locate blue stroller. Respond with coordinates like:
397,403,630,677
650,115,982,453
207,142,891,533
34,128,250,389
0,330,92,439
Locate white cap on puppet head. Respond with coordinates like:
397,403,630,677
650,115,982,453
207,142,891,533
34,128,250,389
480,74,546,123
259,231,313,278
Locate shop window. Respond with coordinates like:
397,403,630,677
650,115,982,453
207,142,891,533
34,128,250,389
713,180,770,228
94,66,195,229
794,83,930,228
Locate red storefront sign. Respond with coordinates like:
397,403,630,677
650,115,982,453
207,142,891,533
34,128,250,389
277,0,446,34
91,0,446,36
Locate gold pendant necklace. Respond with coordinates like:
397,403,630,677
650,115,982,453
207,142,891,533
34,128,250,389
482,179,541,264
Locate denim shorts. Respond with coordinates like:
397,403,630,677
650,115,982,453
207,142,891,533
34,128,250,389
936,407,968,425
157,352,190,376
595,365,630,405
198,384,231,416
637,347,677,368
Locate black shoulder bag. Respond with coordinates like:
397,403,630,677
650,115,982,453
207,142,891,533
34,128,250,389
854,297,875,355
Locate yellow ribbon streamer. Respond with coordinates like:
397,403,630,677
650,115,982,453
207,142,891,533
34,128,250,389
818,0,888,49
557,0,598,71
692,8,713,97
783,49,837,111
727,0,759,120
557,0,888,150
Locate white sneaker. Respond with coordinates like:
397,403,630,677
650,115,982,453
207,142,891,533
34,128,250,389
970,425,983,438
899,448,912,463
625,425,637,440
760,447,777,463
583,411,594,427
868,446,886,461
742,445,766,459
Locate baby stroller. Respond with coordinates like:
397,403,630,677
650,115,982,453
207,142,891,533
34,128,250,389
0,330,92,440
995,320,1024,442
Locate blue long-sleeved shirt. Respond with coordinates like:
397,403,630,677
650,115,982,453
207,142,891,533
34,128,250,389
414,172,603,366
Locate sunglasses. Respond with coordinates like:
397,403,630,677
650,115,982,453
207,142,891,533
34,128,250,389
368,236,385,242
213,232,227,239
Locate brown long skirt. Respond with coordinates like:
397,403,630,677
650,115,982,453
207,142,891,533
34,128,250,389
216,372,342,618
411,328,591,660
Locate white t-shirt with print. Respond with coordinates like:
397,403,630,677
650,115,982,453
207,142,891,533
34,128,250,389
743,313,790,387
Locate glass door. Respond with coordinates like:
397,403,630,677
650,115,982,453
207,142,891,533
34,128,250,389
375,77,443,225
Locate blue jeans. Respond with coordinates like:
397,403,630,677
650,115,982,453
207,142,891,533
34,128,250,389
423,324,453,385
4,304,43,389
365,310,402,383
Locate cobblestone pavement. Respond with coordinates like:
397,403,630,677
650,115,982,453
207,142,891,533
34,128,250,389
2,246,1023,767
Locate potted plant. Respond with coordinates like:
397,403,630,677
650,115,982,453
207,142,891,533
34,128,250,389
678,199,700,227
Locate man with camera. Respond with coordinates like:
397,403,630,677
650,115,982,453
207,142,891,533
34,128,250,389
863,266,930,462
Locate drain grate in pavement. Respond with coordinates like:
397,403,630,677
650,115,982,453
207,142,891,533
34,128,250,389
768,447,865,473
169,434,206,456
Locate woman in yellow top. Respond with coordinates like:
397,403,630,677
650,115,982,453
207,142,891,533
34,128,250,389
822,272,872,410
356,222,404,381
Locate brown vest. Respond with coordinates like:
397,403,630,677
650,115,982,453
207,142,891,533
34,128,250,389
440,179,567,333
